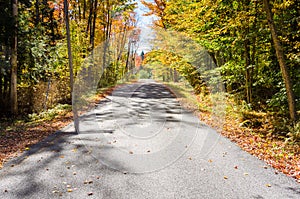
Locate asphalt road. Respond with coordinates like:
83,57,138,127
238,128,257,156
0,80,299,199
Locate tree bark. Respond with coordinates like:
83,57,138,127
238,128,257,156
35,0,40,25
10,0,18,115
244,38,252,104
91,0,98,50
173,69,178,82
263,0,297,121
64,0,74,94
64,0,78,131
83,0,86,19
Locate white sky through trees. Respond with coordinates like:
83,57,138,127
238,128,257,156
134,0,156,54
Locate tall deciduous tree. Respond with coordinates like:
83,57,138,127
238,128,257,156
63,0,74,95
10,0,18,115
263,0,297,121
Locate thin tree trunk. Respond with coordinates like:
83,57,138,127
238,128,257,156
64,0,78,131
64,0,74,94
86,0,93,38
49,9,55,43
174,69,178,82
125,40,131,77
83,0,86,19
0,46,3,111
263,0,297,121
78,0,81,21
35,0,40,25
244,38,252,104
10,0,18,115
91,0,98,50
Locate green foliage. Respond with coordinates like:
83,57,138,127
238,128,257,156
155,0,300,118
287,122,300,143
28,104,71,122
138,69,151,79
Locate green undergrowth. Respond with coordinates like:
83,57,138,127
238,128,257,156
28,104,72,123
164,81,300,144
164,81,211,112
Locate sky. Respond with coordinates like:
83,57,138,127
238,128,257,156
133,0,156,54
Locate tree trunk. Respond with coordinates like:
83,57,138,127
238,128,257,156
244,38,252,104
91,0,98,50
173,69,178,82
64,0,78,131
64,0,74,94
10,0,18,115
86,0,93,38
263,0,297,121
35,0,40,25
83,0,86,19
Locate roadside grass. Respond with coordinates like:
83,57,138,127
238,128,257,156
165,81,300,182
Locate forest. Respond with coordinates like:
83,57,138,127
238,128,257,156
0,0,299,180
140,0,299,133
0,0,138,116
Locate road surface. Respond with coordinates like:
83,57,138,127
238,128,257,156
0,80,299,199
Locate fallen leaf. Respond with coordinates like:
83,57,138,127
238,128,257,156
84,180,93,184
